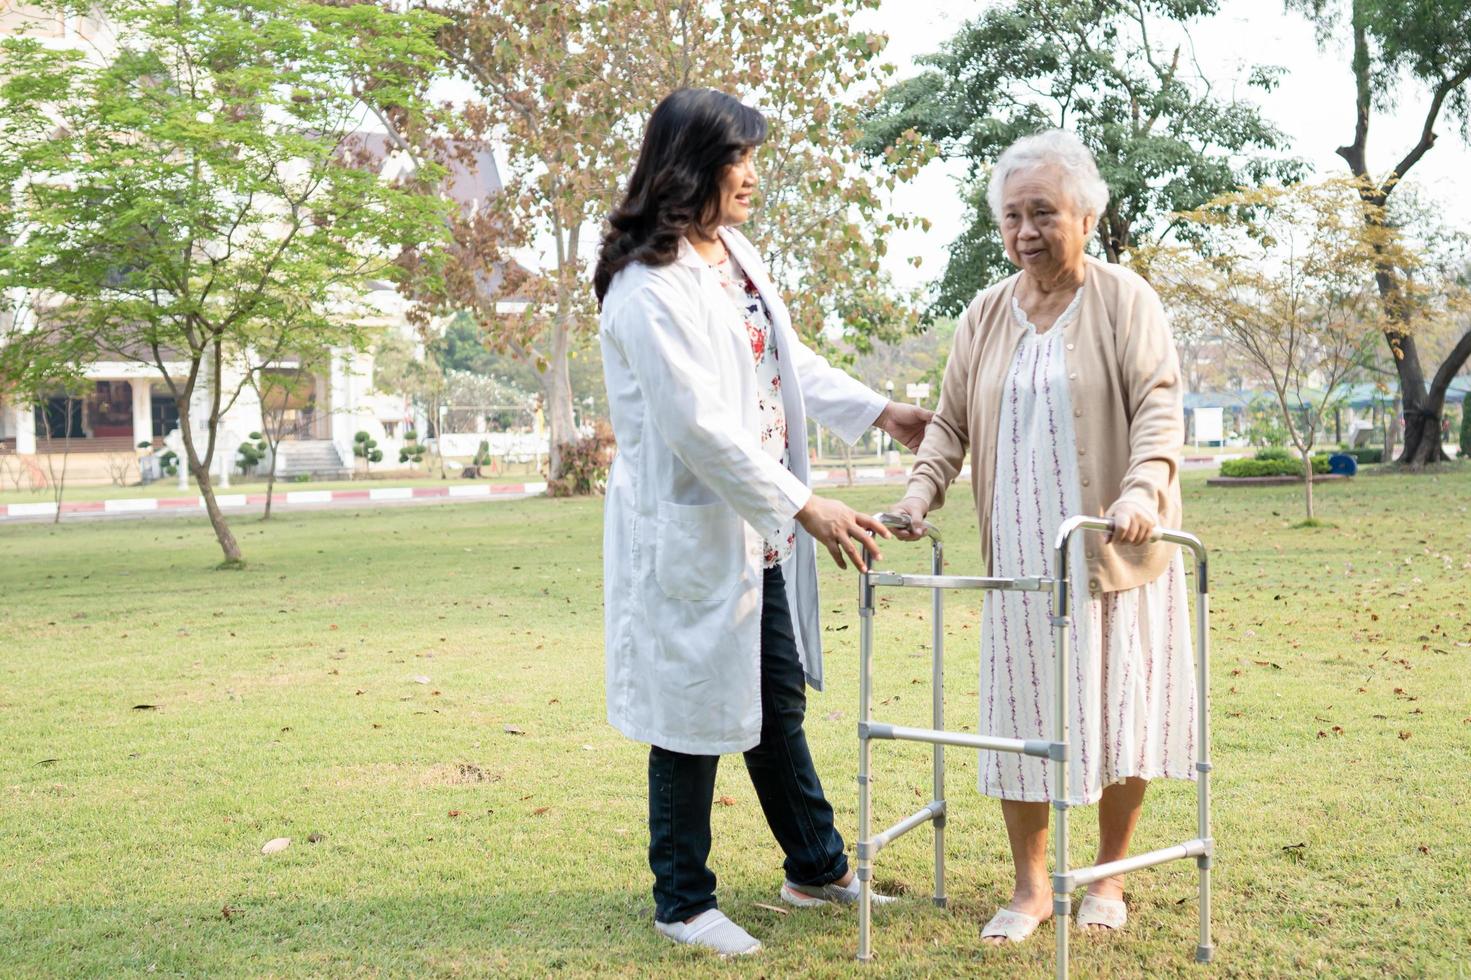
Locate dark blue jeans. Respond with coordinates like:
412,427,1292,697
647,565,849,923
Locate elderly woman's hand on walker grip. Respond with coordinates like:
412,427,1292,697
884,495,931,542
796,495,892,572
1104,498,1157,545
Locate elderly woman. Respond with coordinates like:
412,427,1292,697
889,129,1193,945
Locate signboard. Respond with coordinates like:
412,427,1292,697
905,383,931,402
1194,406,1224,446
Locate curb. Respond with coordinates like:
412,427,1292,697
0,481,550,521
0,466,974,523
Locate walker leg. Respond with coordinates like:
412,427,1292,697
1195,579,1214,963
931,540,947,908
857,569,875,963
1052,541,1073,980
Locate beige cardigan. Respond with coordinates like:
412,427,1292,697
905,256,1183,594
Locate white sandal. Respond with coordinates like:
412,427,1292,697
1076,894,1128,931
981,907,1042,944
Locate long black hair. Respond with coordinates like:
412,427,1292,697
593,88,767,305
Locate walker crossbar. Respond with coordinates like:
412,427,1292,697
869,572,1053,592
862,721,1054,758
855,513,1214,977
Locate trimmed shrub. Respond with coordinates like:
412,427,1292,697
1220,454,1331,478
1255,446,1292,462
1346,447,1382,464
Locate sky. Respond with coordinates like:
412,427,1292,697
856,0,1471,296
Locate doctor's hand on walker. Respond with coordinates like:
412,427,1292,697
797,496,892,573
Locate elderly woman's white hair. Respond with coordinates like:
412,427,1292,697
987,129,1110,223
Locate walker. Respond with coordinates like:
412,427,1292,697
854,513,1214,977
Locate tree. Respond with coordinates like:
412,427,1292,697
1138,179,1455,520
352,430,383,475
373,331,449,478
245,357,326,521
418,0,920,484
1293,0,1471,466
0,0,451,565
860,0,1302,316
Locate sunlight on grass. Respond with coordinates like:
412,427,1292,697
1,468,1468,976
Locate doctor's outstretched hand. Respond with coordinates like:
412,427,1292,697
797,495,892,573
875,401,934,452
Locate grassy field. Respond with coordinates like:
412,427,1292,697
1,467,1468,977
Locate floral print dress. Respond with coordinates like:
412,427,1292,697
977,288,1197,805
711,251,796,567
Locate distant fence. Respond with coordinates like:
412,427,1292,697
431,432,549,461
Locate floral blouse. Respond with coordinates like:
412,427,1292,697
711,251,796,567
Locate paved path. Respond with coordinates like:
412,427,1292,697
0,456,1234,525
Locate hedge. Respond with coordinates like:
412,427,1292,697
1219,455,1331,478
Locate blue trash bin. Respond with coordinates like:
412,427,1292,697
1328,452,1357,476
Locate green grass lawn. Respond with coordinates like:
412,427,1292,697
2,468,1468,977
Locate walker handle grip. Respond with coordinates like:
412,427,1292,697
873,512,942,543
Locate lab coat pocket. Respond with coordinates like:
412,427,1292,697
655,501,743,601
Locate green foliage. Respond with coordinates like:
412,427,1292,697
0,0,452,561
548,421,616,497
1346,447,1384,464
860,0,1304,316
1255,446,1292,462
235,433,268,474
398,430,426,466
1220,455,1331,478
353,431,383,470
158,449,178,478
473,440,491,468
1245,399,1292,448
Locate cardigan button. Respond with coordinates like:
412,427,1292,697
1066,342,1075,350
1081,477,1090,487
1073,409,1083,418
1068,372,1078,380
1089,578,1101,592
1078,447,1086,456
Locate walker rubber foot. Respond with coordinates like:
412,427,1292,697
1196,944,1215,963
933,896,948,908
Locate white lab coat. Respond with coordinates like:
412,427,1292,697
599,227,886,755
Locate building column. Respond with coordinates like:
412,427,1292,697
131,381,153,448
10,402,36,454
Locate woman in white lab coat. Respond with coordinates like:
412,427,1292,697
594,88,931,957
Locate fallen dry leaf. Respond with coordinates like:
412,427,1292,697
260,837,291,855
752,902,789,916
503,725,526,735
1398,731,1412,741
532,806,551,816
717,795,737,807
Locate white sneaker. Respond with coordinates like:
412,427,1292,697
654,908,762,956
780,877,900,908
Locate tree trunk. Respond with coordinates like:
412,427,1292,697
263,442,279,519
1302,454,1315,521
543,317,577,481
177,398,244,565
